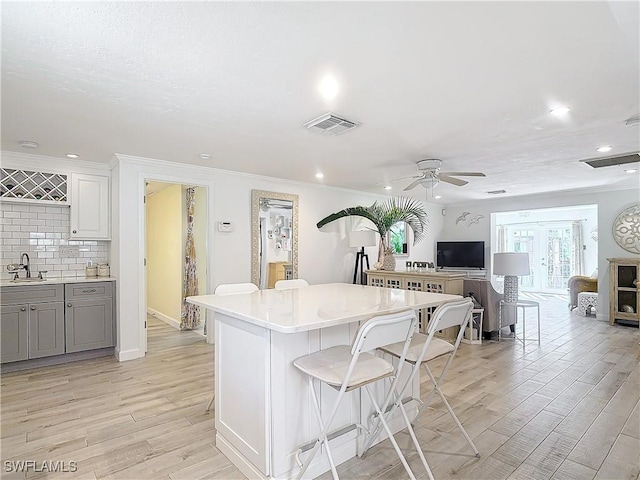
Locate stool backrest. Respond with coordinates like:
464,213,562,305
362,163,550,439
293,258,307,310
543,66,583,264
275,279,309,290
427,297,473,334
353,309,417,355
214,283,259,296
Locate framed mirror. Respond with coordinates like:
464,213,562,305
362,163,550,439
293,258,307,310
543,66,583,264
251,190,299,289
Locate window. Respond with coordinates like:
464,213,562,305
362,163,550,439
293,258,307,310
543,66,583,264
389,222,409,256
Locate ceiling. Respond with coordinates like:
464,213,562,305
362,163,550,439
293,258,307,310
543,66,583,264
2,1,639,204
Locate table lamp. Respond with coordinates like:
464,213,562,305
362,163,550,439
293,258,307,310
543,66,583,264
349,230,377,285
493,252,530,303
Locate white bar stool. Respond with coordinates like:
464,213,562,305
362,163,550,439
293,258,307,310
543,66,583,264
292,309,424,480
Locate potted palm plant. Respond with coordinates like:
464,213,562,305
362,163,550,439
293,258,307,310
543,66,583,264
317,197,429,270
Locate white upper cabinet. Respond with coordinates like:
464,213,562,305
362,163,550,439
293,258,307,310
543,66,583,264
70,173,110,240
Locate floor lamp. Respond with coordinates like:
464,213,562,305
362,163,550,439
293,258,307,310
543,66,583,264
349,230,377,285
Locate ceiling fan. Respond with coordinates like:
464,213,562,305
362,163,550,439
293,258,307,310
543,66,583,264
403,159,486,191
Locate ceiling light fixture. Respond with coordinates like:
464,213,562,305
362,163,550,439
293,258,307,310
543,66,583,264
66,153,79,159
434,195,442,199
315,173,324,179
384,186,392,190
549,106,570,116
319,74,339,100
596,146,612,153
18,140,39,149
199,153,211,159
625,169,637,173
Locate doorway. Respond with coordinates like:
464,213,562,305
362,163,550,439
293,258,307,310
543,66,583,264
494,205,598,294
144,181,208,351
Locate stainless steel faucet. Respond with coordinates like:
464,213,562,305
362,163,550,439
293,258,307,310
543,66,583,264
20,252,31,278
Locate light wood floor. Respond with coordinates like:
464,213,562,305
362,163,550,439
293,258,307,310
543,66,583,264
2,299,639,480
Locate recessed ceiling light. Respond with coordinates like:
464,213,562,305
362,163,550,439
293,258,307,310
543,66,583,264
18,140,39,149
318,74,339,100
625,169,637,173
66,153,79,159
596,146,612,153
549,106,570,116
315,172,324,179
434,195,442,199
384,186,392,190
199,153,211,159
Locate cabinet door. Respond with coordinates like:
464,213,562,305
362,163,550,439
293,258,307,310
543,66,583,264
1,305,29,363
70,173,110,240
28,302,65,359
65,297,114,353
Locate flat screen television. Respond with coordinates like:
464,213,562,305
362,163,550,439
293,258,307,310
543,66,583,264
436,241,485,269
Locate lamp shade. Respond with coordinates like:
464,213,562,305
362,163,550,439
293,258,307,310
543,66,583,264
348,230,377,248
493,252,530,276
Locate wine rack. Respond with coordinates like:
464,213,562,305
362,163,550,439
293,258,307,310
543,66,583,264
0,168,68,203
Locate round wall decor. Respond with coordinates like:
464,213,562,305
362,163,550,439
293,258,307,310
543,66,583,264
612,204,640,254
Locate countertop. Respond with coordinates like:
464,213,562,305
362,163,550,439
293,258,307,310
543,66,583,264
187,282,461,334
0,276,116,287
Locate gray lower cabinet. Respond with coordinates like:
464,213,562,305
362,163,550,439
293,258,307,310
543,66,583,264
29,302,65,358
1,284,65,363
65,284,114,353
1,304,29,363
1,281,115,363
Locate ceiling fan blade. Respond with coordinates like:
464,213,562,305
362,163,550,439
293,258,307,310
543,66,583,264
404,178,426,191
439,175,468,186
440,171,486,177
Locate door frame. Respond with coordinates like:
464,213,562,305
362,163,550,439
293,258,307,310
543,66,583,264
139,172,213,354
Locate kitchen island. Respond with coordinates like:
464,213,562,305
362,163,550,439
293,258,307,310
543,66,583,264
187,283,460,479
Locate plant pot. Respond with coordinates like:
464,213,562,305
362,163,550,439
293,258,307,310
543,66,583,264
381,247,396,271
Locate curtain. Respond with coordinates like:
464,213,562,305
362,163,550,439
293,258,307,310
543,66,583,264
180,187,201,330
497,225,507,252
571,220,584,276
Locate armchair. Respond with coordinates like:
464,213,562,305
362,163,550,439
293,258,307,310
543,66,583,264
568,275,597,310
463,279,515,334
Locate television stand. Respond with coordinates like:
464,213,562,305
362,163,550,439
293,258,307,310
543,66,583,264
438,268,487,280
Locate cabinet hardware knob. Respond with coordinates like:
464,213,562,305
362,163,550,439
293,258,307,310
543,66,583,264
67,303,72,307
72,230,77,234
20,307,26,311
82,289,96,293
30,306,36,310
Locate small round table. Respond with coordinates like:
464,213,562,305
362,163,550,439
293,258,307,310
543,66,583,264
499,299,541,349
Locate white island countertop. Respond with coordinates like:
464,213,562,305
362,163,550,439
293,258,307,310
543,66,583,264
187,282,461,333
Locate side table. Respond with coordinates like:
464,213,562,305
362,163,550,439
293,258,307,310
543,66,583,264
462,308,484,344
499,299,540,349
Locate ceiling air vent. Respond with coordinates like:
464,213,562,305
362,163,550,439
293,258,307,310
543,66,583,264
581,152,640,169
487,190,506,195
303,113,360,136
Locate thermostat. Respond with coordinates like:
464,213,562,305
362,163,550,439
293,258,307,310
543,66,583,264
218,221,234,232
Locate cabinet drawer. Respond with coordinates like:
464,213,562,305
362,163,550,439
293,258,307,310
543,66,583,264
0,284,63,305
65,282,113,300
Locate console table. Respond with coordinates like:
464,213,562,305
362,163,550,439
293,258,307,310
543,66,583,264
365,270,465,337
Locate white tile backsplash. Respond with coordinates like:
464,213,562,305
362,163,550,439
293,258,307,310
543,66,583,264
0,202,108,279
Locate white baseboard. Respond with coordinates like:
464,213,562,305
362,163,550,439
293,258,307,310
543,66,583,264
147,307,180,329
115,347,143,362
596,313,609,323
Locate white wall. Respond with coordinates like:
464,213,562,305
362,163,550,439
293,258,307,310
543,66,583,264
440,187,640,322
111,154,441,360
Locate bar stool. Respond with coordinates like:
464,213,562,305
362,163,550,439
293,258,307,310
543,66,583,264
365,298,480,477
275,278,309,289
205,282,259,412
293,309,424,480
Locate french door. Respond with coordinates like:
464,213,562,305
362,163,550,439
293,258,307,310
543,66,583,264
504,223,573,293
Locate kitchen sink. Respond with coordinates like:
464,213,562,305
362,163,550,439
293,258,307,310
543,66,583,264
10,277,46,283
